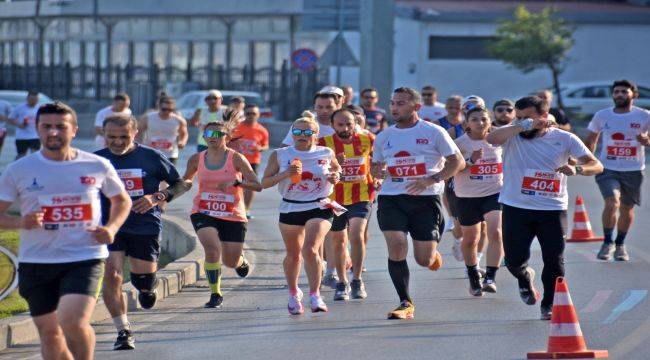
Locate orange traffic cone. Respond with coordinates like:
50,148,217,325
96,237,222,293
527,277,608,359
567,196,604,243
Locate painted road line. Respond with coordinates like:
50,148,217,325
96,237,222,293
581,290,612,313
603,290,648,324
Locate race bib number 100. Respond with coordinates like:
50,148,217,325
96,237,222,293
521,170,561,198
386,156,427,181
198,192,235,218
38,193,94,230
117,169,144,197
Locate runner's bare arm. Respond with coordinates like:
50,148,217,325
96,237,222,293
583,131,600,153
261,151,293,188
177,117,189,149
405,152,464,195
327,152,341,185
182,153,200,181
636,132,650,147
189,108,202,127
136,115,148,143
91,191,131,244
0,201,43,230
233,152,263,192
556,154,603,176
486,123,527,145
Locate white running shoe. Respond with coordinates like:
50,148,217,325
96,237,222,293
452,238,463,262
310,294,328,313
288,289,304,315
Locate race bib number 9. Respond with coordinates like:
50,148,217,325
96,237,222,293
386,156,427,181
117,169,144,197
39,193,94,230
469,163,502,180
198,192,235,218
521,170,561,197
341,157,367,182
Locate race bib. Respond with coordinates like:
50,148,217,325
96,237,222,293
149,138,173,151
117,169,144,197
39,193,94,231
521,170,561,198
198,192,235,218
238,139,257,155
318,198,348,217
606,140,638,161
341,156,368,182
469,162,502,180
386,156,427,181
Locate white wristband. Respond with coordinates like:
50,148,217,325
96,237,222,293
516,118,534,132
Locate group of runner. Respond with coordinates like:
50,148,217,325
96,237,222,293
0,78,648,358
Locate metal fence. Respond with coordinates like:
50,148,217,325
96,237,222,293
0,61,329,120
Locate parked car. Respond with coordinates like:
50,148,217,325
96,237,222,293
177,90,275,122
0,90,53,108
551,82,650,117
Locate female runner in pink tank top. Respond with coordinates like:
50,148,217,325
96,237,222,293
183,115,262,308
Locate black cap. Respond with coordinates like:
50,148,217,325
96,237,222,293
345,104,365,116
493,99,514,109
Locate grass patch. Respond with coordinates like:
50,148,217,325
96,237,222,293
0,230,28,319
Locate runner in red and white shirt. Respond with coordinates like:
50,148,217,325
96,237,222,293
454,107,503,297
584,79,650,262
487,95,602,320
137,96,188,165
0,102,131,360
371,87,464,320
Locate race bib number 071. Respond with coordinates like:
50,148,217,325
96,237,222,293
521,170,561,198
38,193,94,230
386,156,427,181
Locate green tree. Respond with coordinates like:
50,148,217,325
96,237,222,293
489,5,575,110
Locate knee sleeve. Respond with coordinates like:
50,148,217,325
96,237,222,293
130,272,158,292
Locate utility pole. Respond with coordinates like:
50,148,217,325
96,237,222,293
359,0,394,110
335,0,344,85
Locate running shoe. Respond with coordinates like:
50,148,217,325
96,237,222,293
387,300,415,320
597,242,614,261
235,256,251,278
452,238,463,262
428,251,443,271
518,267,540,306
333,282,351,301
310,294,328,313
288,289,304,315
468,268,483,297
614,245,629,261
482,278,497,293
321,273,339,289
445,218,454,232
113,329,135,350
540,305,552,321
246,213,254,220
205,293,223,308
351,279,367,299
138,290,157,309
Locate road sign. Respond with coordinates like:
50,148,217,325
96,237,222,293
319,33,359,67
291,48,319,71
302,0,360,31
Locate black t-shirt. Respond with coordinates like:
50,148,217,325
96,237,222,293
550,107,569,125
95,143,181,235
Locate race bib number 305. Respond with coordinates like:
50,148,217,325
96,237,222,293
521,170,561,198
469,163,502,180
386,156,427,181
341,157,367,182
117,169,144,196
38,193,94,230
198,192,235,218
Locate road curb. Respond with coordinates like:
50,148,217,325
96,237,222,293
0,214,204,350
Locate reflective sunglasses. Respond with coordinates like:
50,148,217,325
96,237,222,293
495,107,514,113
291,128,316,137
203,129,226,138
463,102,477,111
160,107,174,112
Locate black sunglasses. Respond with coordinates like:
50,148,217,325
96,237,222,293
495,107,514,113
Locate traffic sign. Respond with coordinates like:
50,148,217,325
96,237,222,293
291,48,319,71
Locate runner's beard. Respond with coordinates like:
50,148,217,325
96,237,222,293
614,98,631,109
44,137,64,150
519,129,539,139
336,131,351,139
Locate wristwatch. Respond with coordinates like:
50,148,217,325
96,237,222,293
153,192,167,202
233,179,242,187
575,165,583,175
465,157,474,166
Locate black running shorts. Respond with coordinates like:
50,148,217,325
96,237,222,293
456,193,501,226
190,213,247,243
377,194,444,241
108,232,161,262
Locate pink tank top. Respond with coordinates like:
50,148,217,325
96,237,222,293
191,150,247,222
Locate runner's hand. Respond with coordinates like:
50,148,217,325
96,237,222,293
87,226,116,244
20,211,43,229
285,164,301,178
470,149,483,163
178,141,186,149
336,153,346,165
132,195,159,214
533,118,550,130
567,156,578,166
405,177,436,195
555,164,577,176
327,171,340,185
637,133,650,146
371,163,386,180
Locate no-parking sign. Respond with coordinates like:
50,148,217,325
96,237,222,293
291,48,319,71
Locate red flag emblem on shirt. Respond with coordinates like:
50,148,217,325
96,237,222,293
80,176,96,185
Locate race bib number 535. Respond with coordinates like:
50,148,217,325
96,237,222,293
521,170,561,198
38,193,94,230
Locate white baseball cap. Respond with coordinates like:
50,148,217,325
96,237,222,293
206,89,222,98
318,85,344,97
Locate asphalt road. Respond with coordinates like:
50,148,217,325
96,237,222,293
1,137,650,359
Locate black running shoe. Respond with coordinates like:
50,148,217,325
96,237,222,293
540,305,552,321
518,268,540,306
468,268,483,297
138,290,157,309
205,293,223,308
235,257,251,278
113,329,135,350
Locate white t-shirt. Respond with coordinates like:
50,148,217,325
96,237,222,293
498,127,591,211
9,103,39,140
282,123,335,146
145,112,183,159
419,103,447,122
276,146,334,213
454,134,503,198
372,120,459,196
587,106,650,171
94,106,132,149
0,150,125,263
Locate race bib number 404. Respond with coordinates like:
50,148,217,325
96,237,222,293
38,193,94,231
341,157,368,182
521,170,561,198
386,156,427,181
198,192,235,218
117,169,144,197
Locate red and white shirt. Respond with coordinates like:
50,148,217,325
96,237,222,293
276,146,334,213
